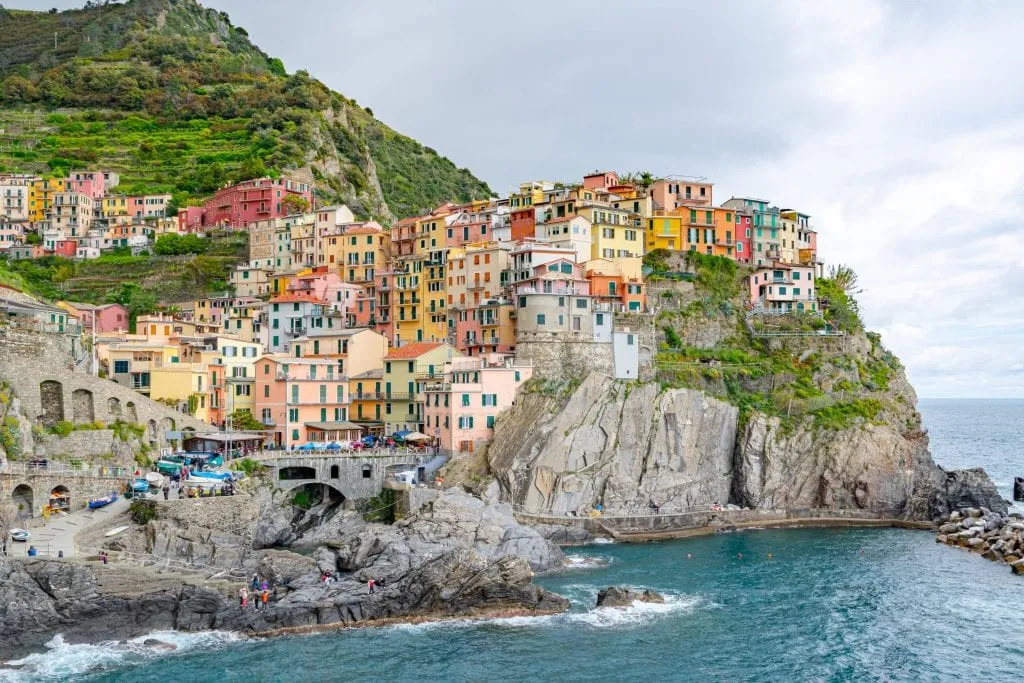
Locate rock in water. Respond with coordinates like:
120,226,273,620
1014,477,1024,502
142,639,177,651
595,587,665,608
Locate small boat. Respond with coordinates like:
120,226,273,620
189,470,233,482
88,492,119,509
132,479,150,493
145,472,164,488
10,528,30,542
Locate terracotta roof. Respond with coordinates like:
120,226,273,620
384,341,444,359
344,226,382,235
269,293,327,304
545,215,579,224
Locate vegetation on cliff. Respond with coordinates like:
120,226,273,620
0,0,491,219
653,254,906,433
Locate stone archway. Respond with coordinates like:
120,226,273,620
39,380,64,427
11,484,33,520
125,401,138,423
146,419,158,443
72,388,95,425
107,397,122,419
282,482,344,510
49,484,71,513
158,417,175,434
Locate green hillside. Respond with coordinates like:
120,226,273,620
0,0,491,220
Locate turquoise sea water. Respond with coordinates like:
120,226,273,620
7,399,1023,682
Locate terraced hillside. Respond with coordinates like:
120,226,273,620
0,0,492,220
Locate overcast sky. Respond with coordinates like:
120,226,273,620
11,0,1024,397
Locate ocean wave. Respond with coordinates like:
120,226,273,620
562,555,611,570
382,591,702,633
0,631,246,682
591,537,616,544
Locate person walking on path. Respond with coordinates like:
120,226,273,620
251,574,259,592
368,578,376,594
162,485,169,501
239,587,248,609
261,590,269,612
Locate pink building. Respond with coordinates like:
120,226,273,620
287,268,346,310
422,354,532,453
68,176,104,201
61,302,129,334
177,177,313,231
254,354,354,448
748,263,818,313
582,171,619,190
733,210,752,264
53,240,77,258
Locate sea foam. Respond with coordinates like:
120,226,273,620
1,631,246,682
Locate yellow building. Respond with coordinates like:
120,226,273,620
646,214,684,252
577,203,644,259
382,341,459,434
508,181,551,209
29,178,68,222
210,337,263,425
150,344,221,423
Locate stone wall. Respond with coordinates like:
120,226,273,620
0,327,210,448
41,430,118,460
0,471,126,518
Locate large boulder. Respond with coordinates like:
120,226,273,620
1014,477,1024,502
595,586,665,608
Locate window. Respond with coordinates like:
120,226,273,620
290,385,298,404
793,288,801,295
793,272,801,280
596,313,605,326
487,415,495,428
576,298,587,309
779,287,787,295
462,393,470,407
627,334,635,345
537,314,545,325
288,408,298,422
264,384,270,398
292,429,299,441
114,360,129,373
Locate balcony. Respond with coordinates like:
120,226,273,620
352,392,386,400
383,392,415,401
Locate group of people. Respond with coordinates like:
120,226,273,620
240,575,273,611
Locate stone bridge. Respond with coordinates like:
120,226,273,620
257,453,425,502
0,326,209,448
0,463,129,520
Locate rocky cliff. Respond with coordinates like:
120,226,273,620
0,489,566,659
488,372,1005,520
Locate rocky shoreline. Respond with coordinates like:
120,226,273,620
0,489,568,661
936,507,1024,575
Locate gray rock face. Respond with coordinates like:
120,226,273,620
595,586,665,608
332,489,566,574
1014,477,1024,502
488,372,1005,521
488,374,738,513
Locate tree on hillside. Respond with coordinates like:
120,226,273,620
104,282,156,332
228,408,264,431
282,194,309,215
827,264,861,295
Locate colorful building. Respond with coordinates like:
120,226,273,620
177,177,313,232
748,263,818,313
423,354,533,453
382,342,459,434
254,354,352,448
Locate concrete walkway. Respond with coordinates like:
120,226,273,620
15,496,130,558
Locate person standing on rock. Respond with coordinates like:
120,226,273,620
261,589,269,612
239,586,248,609
251,574,259,592
162,485,169,501
368,578,376,594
